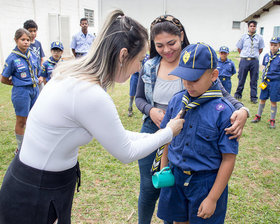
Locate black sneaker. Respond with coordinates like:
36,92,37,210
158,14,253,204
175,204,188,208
234,94,242,100
251,99,258,104
269,119,276,129
128,107,133,117
251,115,261,123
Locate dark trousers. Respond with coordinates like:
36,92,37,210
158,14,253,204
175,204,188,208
235,58,259,100
138,117,172,224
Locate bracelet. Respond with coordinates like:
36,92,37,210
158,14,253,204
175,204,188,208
240,106,250,118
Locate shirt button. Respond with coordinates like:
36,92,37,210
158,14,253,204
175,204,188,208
206,136,210,139
186,142,189,146
189,125,192,128
183,159,187,162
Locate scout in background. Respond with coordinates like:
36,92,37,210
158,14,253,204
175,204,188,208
217,46,236,94
40,41,64,84
23,19,45,92
157,43,238,224
128,53,149,117
251,37,280,129
0,28,40,153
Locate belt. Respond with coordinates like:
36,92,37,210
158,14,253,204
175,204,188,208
241,57,256,60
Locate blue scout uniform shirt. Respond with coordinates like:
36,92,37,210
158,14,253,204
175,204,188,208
70,31,95,54
2,47,40,87
41,56,62,82
262,50,280,81
236,33,265,59
217,58,236,78
160,90,238,172
29,40,45,62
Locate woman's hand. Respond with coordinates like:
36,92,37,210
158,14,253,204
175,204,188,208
166,112,185,137
150,108,165,128
197,197,217,219
225,108,248,141
38,76,44,84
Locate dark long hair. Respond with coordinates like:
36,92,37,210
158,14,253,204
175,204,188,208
150,15,190,59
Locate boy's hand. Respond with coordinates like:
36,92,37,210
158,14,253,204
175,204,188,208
197,197,217,219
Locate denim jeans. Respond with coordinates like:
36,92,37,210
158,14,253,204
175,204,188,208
138,117,172,224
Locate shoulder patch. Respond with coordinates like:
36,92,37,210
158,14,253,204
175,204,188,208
216,103,225,111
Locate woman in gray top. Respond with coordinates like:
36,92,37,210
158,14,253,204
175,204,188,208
135,15,249,224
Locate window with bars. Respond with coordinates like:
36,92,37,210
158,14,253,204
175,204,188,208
84,9,94,27
232,21,241,29
273,26,280,37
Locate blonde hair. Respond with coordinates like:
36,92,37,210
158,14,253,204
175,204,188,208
53,10,148,89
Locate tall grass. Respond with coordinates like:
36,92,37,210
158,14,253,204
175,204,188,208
0,52,279,223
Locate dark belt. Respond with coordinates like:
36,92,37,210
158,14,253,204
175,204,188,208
241,57,256,60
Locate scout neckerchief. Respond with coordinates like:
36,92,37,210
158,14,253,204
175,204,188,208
263,50,280,81
12,48,37,87
150,81,223,175
48,56,61,65
248,33,256,56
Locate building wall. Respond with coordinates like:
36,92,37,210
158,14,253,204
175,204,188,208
99,0,255,51
0,0,98,70
254,5,280,62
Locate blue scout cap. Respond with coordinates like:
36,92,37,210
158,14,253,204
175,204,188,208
170,42,218,81
270,37,279,44
219,46,229,53
51,41,64,50
277,37,280,43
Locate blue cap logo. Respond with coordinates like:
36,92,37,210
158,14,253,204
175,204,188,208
170,42,218,81
219,46,229,53
270,37,279,44
183,51,191,64
51,41,64,50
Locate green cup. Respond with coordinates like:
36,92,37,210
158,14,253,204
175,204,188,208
152,166,175,189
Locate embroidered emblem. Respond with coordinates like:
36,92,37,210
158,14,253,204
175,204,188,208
21,72,27,78
216,103,225,111
183,51,191,64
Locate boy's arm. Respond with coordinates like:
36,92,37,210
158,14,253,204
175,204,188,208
0,75,13,85
197,153,236,219
160,144,169,170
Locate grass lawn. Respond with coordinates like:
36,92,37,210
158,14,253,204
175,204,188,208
0,52,279,223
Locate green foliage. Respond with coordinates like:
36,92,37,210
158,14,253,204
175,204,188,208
0,55,279,223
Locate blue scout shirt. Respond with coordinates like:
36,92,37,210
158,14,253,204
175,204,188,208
41,57,62,82
2,47,40,87
160,90,238,172
29,39,45,62
262,50,280,81
70,31,95,54
236,33,265,59
217,58,236,78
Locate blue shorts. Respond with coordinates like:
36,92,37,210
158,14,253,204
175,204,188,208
260,80,280,102
11,85,39,117
157,166,228,223
129,72,139,96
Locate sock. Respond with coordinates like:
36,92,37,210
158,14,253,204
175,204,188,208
271,106,277,120
15,134,24,150
257,103,265,116
129,96,134,109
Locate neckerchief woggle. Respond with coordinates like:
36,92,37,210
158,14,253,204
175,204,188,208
12,48,38,88
263,49,280,81
150,81,223,175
